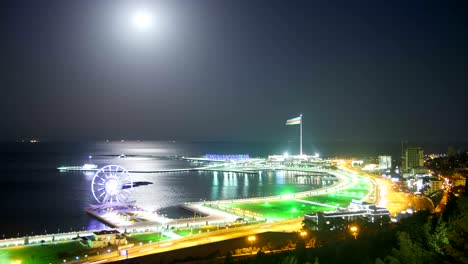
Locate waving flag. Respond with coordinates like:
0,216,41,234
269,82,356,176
286,116,301,125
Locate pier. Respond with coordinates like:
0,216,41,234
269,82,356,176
57,166,260,175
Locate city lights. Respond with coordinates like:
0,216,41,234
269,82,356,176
247,235,256,254
349,226,359,239
1,1,464,263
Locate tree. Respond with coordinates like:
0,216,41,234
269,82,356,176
393,231,435,264
280,255,298,264
374,257,385,264
396,210,431,245
443,191,460,222
383,252,402,264
313,257,319,264
294,240,307,263
224,250,233,264
428,217,449,255
445,196,468,262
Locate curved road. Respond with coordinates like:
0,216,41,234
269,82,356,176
81,219,302,263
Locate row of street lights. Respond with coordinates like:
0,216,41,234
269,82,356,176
244,231,308,256
247,235,256,254
246,231,308,253
349,226,359,239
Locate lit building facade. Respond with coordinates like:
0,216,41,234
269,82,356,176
304,200,390,229
423,180,443,195
405,147,424,169
378,156,392,170
82,230,127,248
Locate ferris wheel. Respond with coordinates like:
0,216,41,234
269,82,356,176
91,165,133,204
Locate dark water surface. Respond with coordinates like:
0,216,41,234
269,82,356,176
0,140,458,238
0,141,324,237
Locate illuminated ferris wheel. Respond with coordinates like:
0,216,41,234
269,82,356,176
91,165,133,204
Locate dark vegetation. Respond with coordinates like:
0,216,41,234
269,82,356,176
426,152,468,178
235,191,468,264
116,190,467,264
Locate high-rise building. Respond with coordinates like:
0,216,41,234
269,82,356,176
423,179,443,195
448,145,456,157
405,146,424,169
378,156,392,170
400,140,408,170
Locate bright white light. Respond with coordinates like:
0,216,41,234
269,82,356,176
105,178,120,195
132,10,153,31
91,165,132,204
283,152,289,158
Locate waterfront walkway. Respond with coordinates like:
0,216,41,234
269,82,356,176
58,166,260,175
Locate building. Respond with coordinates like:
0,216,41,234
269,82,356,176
405,147,424,169
447,145,456,157
82,230,127,248
304,200,390,230
403,167,429,179
351,160,364,167
423,179,443,195
378,156,392,170
453,175,466,187
402,147,427,178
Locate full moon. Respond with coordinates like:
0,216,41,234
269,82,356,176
132,10,153,31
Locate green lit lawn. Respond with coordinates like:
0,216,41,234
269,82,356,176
0,233,173,264
0,173,374,264
301,194,355,207
299,177,372,207
208,176,373,220
174,229,192,236
336,188,369,197
219,200,334,221
172,222,252,237
300,190,369,207
173,225,219,236
126,232,170,243
0,241,88,264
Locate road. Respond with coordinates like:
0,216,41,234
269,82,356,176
76,163,383,263
339,162,434,215
81,219,303,263
434,189,448,213
77,165,372,263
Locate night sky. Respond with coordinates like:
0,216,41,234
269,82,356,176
1,0,467,143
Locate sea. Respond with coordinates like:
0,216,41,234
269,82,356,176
0,140,459,238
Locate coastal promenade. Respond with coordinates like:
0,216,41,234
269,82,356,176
81,219,303,264
57,165,260,175
84,166,371,229
1,161,382,264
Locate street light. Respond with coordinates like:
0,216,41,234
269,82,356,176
247,236,256,254
300,231,307,238
349,226,359,239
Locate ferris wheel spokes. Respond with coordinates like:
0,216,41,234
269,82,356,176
91,165,133,205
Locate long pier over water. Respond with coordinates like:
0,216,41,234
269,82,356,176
57,166,260,175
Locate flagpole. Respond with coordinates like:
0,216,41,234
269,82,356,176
300,114,303,156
